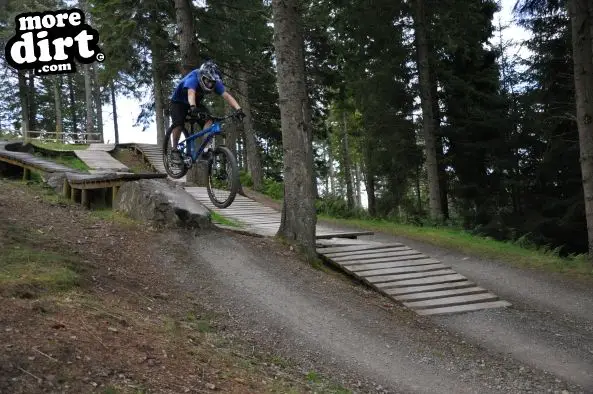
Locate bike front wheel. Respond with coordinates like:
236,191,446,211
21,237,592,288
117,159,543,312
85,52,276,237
162,126,190,179
207,146,239,208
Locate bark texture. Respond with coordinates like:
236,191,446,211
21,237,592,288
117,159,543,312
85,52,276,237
271,0,317,258
568,0,593,259
414,0,443,221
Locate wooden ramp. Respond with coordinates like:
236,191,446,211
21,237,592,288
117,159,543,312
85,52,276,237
185,186,511,316
317,241,511,316
129,143,186,183
185,187,374,239
133,144,166,173
75,144,129,173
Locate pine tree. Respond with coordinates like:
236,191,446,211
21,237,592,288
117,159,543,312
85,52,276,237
272,0,317,258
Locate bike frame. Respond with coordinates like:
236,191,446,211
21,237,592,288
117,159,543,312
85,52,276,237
177,120,223,163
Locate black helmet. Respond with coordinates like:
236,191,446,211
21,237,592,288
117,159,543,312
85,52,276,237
198,60,220,92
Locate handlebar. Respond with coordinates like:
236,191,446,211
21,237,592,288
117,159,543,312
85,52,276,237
185,111,237,123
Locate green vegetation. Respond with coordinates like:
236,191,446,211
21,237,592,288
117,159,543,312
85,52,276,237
50,155,90,172
0,246,80,292
263,178,283,200
319,215,593,278
210,211,242,228
91,209,138,227
31,150,90,172
0,130,22,140
0,222,82,297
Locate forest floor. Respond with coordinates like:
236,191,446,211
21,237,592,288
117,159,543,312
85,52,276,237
1,178,592,393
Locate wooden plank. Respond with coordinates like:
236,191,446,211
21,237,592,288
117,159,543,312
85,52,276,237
323,245,411,257
317,238,384,247
354,263,448,277
315,243,404,254
209,211,279,217
364,269,457,283
316,231,373,239
415,300,512,316
393,286,487,302
384,281,476,295
345,258,441,271
338,254,431,266
329,249,422,262
374,274,467,288
403,292,498,309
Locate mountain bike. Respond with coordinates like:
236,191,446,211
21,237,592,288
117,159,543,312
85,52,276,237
162,112,240,208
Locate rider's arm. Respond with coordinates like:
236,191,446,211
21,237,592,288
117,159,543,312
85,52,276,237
187,89,197,107
222,91,241,111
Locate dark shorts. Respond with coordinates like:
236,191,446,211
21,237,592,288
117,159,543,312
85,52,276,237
169,101,211,130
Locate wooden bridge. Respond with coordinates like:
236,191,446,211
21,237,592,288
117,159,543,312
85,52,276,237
0,141,165,208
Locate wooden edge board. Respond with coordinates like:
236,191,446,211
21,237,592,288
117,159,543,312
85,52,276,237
403,292,498,309
393,286,487,302
415,300,512,316
364,269,458,284
384,281,476,295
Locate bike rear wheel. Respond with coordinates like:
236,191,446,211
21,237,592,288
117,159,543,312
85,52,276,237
163,126,190,179
207,146,239,208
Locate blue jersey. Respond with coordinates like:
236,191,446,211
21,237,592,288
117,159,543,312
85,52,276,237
171,69,225,104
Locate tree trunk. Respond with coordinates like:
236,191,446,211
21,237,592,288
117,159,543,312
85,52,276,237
341,111,354,210
151,29,166,147
175,0,206,184
83,63,94,142
68,75,77,138
272,0,317,258
92,65,103,143
18,71,30,137
328,140,334,194
568,0,593,259
416,164,422,212
27,72,36,132
175,0,199,75
355,163,362,207
365,168,376,217
237,70,264,191
414,0,443,222
110,81,119,144
54,76,63,142
225,104,238,157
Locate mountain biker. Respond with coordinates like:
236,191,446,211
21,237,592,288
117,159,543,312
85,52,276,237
168,60,245,164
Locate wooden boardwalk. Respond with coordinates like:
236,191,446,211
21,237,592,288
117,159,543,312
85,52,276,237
75,144,129,173
185,186,512,316
185,187,373,239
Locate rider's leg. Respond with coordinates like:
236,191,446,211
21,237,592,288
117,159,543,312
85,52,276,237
170,101,189,148
172,125,183,147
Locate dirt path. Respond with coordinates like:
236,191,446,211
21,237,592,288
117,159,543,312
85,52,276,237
147,229,583,393
1,179,589,393
241,188,593,392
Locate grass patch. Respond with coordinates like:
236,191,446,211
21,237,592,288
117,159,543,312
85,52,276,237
0,243,81,297
31,141,89,151
210,211,242,228
50,155,90,172
16,177,73,206
90,209,138,227
0,248,79,289
319,216,593,278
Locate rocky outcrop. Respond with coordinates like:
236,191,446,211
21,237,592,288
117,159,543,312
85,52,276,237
114,179,212,229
